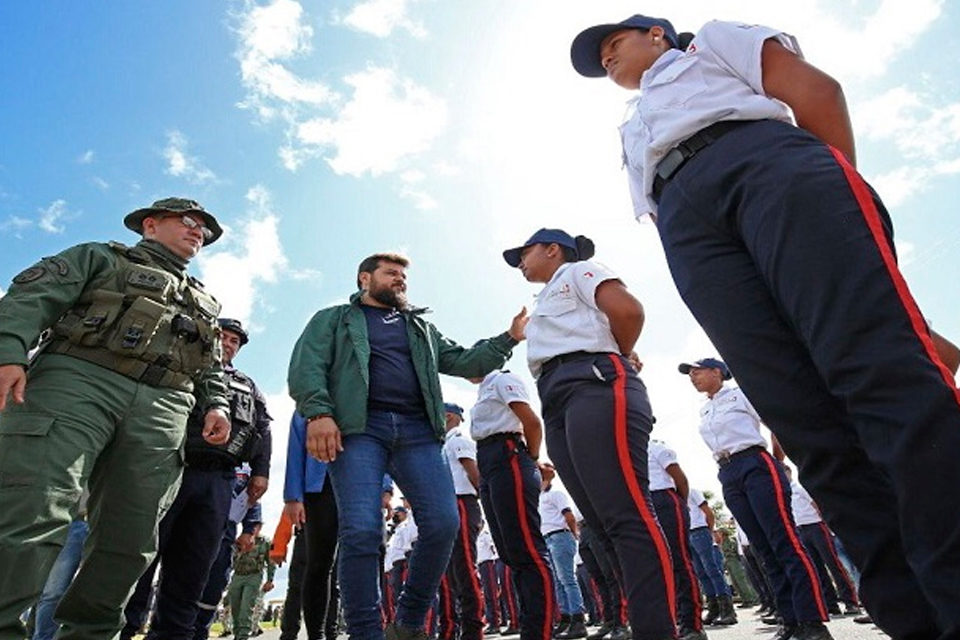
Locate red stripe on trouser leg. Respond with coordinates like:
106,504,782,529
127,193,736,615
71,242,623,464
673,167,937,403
457,497,487,626
507,439,554,640
759,451,829,621
504,566,518,627
818,521,859,605
607,354,677,625
668,489,703,628
828,147,960,405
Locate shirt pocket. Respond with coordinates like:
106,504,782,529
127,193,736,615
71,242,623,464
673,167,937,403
534,295,577,318
641,55,707,111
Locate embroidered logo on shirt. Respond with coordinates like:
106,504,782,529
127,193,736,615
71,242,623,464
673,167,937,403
583,272,594,278
382,310,402,324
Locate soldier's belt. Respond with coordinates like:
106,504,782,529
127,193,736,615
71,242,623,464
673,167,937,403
46,340,194,391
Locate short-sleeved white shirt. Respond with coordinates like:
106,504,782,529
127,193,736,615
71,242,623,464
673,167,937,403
539,487,574,535
384,526,408,567
648,440,679,491
526,260,622,378
470,370,531,440
477,527,498,563
619,20,802,219
443,428,478,496
698,385,767,457
390,515,418,555
790,480,821,526
688,488,708,530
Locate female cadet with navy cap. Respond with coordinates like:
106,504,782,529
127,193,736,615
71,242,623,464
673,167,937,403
503,229,678,640
569,13,960,640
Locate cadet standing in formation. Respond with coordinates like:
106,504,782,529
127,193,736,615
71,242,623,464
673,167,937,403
0,198,231,640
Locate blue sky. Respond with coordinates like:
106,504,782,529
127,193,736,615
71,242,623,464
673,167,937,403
3,0,960,600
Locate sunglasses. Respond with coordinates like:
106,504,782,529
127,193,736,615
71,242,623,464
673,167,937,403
160,214,214,241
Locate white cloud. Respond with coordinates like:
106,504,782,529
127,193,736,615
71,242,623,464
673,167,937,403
91,176,110,191
38,199,69,233
0,215,32,233
232,1,445,205
197,185,288,327
163,130,217,185
339,0,427,39
295,66,447,176
234,0,333,111
77,150,95,164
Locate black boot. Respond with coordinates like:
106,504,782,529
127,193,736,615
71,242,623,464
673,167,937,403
701,597,719,625
791,621,833,640
587,622,613,640
553,614,571,638
714,595,737,626
559,614,587,640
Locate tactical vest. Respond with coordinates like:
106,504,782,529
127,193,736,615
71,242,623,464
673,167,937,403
185,367,261,467
47,242,221,391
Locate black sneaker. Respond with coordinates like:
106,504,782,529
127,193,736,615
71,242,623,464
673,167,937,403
771,624,796,640
501,628,520,636
386,623,430,640
678,629,707,640
588,622,613,640
791,621,833,640
485,625,501,636
607,627,631,640
842,603,862,616
852,614,873,625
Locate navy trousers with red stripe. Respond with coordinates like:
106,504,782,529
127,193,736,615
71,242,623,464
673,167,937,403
538,354,675,640
477,436,554,640
650,489,702,632
717,450,826,625
798,523,859,607
657,118,960,638
442,495,486,640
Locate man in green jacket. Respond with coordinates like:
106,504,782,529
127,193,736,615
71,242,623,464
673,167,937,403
0,198,231,640
288,251,526,640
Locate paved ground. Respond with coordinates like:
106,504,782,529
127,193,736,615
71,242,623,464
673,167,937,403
251,608,890,640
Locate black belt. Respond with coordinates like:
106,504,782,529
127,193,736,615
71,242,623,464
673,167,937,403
540,351,608,376
716,445,765,467
652,120,755,203
477,432,522,446
545,529,569,539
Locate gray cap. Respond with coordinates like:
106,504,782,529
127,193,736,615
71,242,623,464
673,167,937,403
124,197,223,246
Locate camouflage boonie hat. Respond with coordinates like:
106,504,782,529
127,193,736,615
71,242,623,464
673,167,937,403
124,197,223,245
218,318,249,345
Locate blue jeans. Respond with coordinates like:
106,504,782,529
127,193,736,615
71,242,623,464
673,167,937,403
328,410,458,640
687,527,731,598
33,519,89,640
545,530,584,615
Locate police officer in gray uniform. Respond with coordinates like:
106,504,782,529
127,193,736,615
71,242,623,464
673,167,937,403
121,318,272,640
0,197,231,640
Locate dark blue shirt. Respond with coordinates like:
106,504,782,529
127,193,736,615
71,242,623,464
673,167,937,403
362,304,425,415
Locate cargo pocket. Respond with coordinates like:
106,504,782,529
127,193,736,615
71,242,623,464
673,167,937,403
108,296,167,357
0,413,55,488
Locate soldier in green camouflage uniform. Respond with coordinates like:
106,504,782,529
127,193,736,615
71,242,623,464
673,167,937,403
0,198,232,640
227,535,275,640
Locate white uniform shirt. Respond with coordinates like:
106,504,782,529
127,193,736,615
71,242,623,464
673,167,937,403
470,370,530,440
526,260,622,379
539,487,574,535
688,488,708,530
698,385,767,458
619,20,802,219
477,527,498,563
443,428,478,496
648,440,679,491
790,480,821,526
391,514,418,555
735,523,750,550
384,524,408,568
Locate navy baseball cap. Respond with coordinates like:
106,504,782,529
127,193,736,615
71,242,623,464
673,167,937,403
678,358,731,380
503,228,585,268
444,403,464,417
571,14,679,78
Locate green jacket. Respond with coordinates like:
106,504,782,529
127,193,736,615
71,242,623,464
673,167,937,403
0,240,229,413
288,292,516,439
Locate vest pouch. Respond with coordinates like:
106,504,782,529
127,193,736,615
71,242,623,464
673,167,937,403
55,290,126,347
173,285,221,374
125,265,174,301
107,296,169,357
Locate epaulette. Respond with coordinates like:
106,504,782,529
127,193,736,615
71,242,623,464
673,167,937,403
107,241,150,264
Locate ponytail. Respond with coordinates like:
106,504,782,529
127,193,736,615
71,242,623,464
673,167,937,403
677,32,695,51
